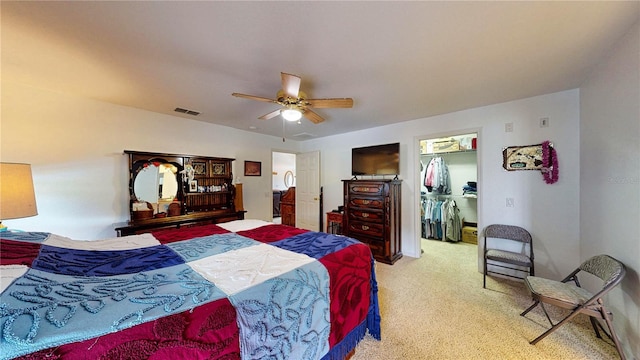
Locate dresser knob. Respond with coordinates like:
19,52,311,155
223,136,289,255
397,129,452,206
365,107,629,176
362,213,369,218
362,225,369,231
362,200,370,205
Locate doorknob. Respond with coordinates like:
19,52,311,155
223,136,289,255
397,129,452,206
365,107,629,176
314,197,319,200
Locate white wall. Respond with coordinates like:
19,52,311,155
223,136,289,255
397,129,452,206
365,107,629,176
302,89,581,280
1,81,300,239
580,21,639,358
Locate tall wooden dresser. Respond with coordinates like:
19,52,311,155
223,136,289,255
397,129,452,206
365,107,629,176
342,179,402,264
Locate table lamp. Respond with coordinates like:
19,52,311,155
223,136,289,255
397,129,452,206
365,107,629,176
0,162,38,231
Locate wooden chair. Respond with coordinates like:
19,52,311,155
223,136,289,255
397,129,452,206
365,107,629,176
483,224,534,288
520,255,627,360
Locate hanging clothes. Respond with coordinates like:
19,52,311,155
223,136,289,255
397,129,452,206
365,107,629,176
424,157,452,195
445,200,462,242
421,197,462,242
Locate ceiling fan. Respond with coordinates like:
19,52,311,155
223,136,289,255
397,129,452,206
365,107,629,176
232,72,353,124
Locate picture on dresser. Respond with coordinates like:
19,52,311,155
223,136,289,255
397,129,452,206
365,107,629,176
192,161,207,175
212,162,226,175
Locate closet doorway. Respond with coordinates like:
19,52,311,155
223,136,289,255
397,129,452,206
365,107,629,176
419,132,478,252
272,151,296,224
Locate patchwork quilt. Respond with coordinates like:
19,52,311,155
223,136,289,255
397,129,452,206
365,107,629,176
0,220,380,360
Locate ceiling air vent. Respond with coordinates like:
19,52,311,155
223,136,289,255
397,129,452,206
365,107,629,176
292,132,316,140
174,107,200,116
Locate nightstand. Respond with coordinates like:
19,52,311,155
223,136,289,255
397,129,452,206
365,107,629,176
326,211,343,234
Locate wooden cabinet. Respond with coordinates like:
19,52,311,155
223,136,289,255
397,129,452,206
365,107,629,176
116,151,245,236
343,179,402,264
280,187,295,226
184,157,234,212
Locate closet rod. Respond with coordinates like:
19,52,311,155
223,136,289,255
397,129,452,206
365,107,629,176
421,194,476,199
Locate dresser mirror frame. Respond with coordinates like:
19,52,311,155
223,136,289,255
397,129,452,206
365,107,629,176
127,151,185,219
121,151,245,236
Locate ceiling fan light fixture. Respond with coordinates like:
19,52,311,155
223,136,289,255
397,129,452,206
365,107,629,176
281,106,302,122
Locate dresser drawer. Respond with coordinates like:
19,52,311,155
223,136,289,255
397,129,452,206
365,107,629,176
349,209,384,223
348,197,384,209
348,182,385,196
348,220,384,238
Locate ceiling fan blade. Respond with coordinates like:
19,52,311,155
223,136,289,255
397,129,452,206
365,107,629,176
306,98,354,108
303,108,325,124
259,109,281,120
232,93,278,103
281,72,301,99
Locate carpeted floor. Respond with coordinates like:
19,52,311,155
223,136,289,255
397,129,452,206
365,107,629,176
351,238,620,360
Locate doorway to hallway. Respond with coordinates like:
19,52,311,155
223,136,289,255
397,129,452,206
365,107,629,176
272,151,296,224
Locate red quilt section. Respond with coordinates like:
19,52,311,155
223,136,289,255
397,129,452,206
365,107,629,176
0,239,41,266
319,243,372,347
16,298,240,360
236,224,309,243
151,224,230,244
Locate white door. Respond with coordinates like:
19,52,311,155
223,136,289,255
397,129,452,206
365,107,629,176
296,151,320,231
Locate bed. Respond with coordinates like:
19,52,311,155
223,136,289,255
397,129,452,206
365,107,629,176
0,220,380,359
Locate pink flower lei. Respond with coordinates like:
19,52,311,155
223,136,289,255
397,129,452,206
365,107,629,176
541,141,559,184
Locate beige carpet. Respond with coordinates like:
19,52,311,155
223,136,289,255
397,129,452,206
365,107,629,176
351,239,620,360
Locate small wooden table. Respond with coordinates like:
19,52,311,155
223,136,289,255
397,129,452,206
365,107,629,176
326,212,343,234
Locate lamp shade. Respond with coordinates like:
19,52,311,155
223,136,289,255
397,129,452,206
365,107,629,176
0,163,38,220
281,106,302,121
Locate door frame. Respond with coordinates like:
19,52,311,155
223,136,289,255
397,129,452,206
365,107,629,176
413,127,483,267
271,150,297,220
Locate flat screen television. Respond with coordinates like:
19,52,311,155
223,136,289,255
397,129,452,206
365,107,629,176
352,142,400,176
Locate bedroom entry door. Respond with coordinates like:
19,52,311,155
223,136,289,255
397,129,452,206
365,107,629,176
296,150,320,231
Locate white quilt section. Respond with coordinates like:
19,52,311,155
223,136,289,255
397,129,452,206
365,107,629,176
216,219,272,232
0,265,29,293
188,243,316,295
43,233,160,250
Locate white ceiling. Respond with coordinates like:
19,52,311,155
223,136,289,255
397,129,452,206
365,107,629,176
2,1,638,140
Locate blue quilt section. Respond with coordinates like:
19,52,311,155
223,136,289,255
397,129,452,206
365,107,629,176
32,244,184,276
0,265,225,359
230,261,331,360
0,231,51,243
167,233,260,261
271,232,360,259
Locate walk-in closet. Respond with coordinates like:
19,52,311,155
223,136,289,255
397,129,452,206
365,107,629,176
420,133,478,245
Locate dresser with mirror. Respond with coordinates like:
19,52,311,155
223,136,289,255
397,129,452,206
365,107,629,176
115,150,245,236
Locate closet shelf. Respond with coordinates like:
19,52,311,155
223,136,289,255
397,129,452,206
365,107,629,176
421,149,476,156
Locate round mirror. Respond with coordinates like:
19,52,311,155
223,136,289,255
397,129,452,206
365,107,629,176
284,170,294,188
134,163,179,203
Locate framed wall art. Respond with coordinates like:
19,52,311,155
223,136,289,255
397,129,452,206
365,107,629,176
244,161,262,176
502,143,547,171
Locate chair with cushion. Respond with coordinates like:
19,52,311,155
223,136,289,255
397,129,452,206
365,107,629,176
483,224,534,288
520,254,627,360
